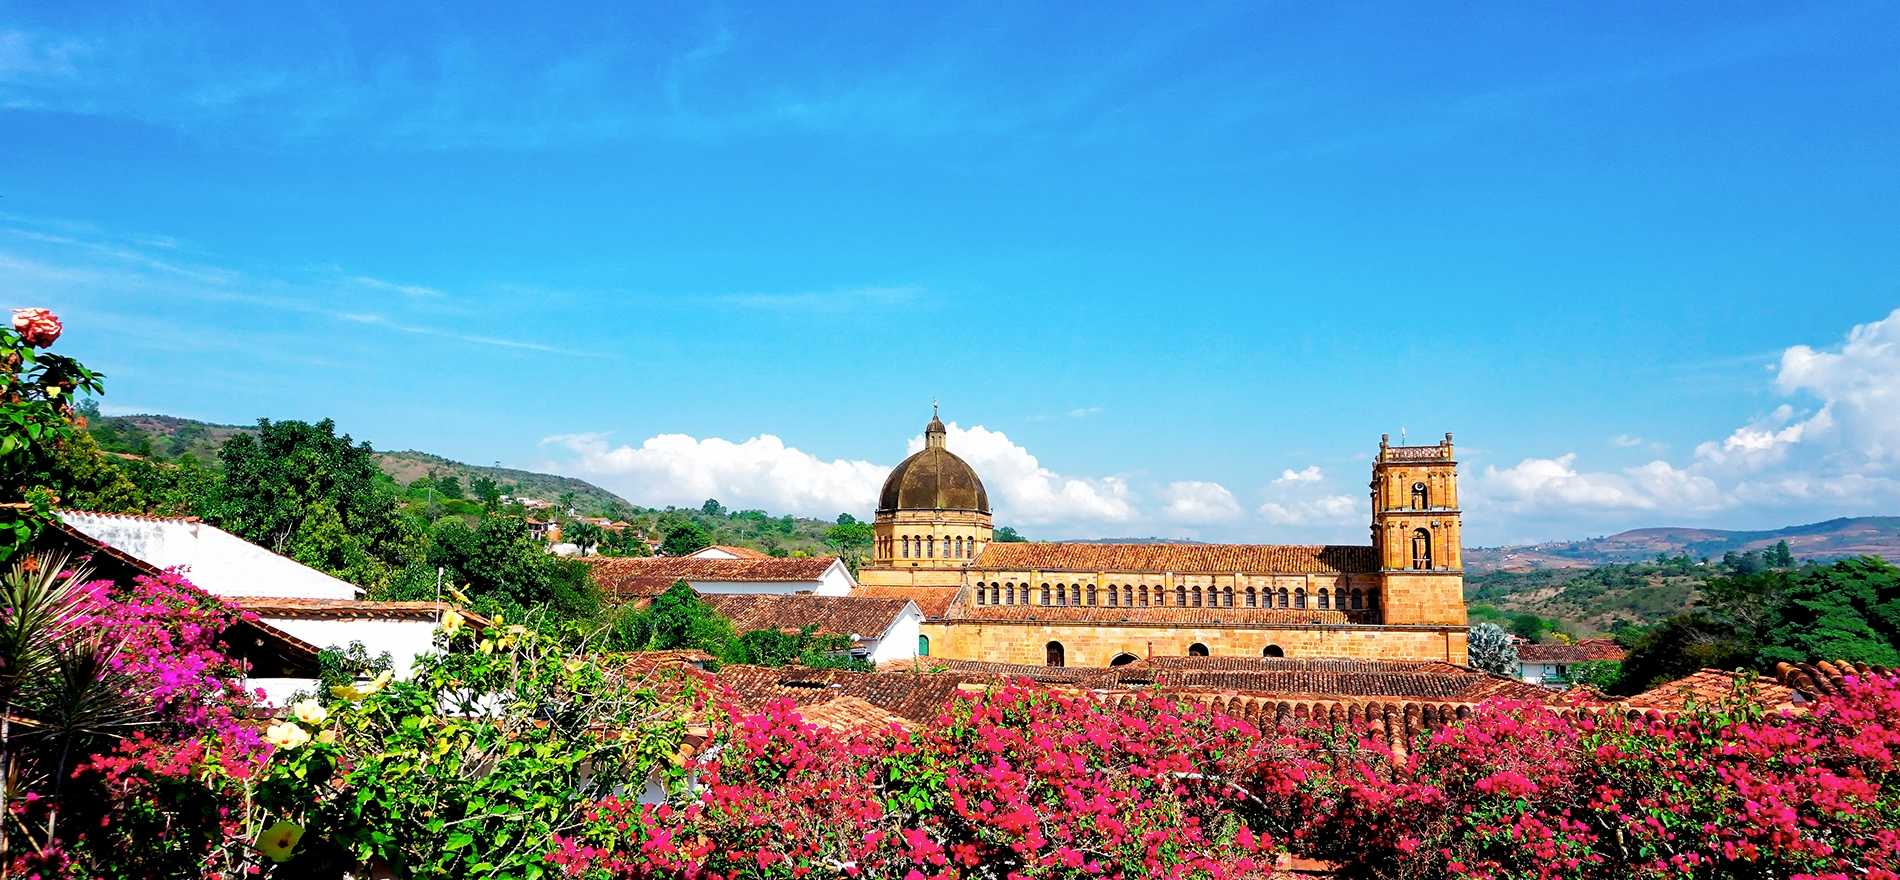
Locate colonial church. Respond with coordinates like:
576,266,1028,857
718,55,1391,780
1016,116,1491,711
855,410,1470,666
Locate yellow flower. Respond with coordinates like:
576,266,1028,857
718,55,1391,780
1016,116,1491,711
266,721,310,750
315,728,338,745
329,684,362,701
438,609,466,637
291,698,327,725
477,639,495,655
257,819,304,863
447,584,472,605
358,669,394,696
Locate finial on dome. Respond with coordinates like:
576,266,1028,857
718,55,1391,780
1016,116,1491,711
925,401,947,448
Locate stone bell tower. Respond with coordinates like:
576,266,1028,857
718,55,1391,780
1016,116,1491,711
1369,433,1466,627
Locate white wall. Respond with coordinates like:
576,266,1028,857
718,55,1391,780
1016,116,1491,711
247,676,318,708
61,512,362,599
863,603,924,665
687,547,744,560
815,560,856,596
260,617,442,679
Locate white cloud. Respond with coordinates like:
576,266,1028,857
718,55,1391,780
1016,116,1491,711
908,423,1136,526
712,285,919,313
1275,465,1324,483
540,432,888,518
1478,453,1724,513
539,421,1140,529
1258,495,1358,527
1161,481,1242,523
1610,434,1644,448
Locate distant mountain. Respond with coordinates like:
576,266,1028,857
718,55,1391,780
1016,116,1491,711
86,411,635,516
1467,516,1900,573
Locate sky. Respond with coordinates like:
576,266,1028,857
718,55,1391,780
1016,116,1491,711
4,1,1899,546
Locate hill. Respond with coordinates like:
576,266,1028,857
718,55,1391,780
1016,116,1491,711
1466,516,1900,573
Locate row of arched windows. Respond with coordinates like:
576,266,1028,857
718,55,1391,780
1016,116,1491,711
975,580,1378,611
885,535,978,560
1045,642,1289,667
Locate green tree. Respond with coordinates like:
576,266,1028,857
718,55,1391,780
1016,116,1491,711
1772,540,1796,568
380,517,599,620
566,521,605,556
0,312,106,558
203,419,411,586
470,475,501,510
1755,557,1900,667
433,473,464,500
701,498,726,517
825,515,875,575
993,525,1028,543
660,521,713,557
606,581,735,655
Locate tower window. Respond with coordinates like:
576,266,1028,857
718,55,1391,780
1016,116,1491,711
1041,584,1051,605
1175,585,1187,607
1294,588,1307,609
1106,585,1118,607
1317,588,1330,610
1412,528,1433,570
1277,588,1290,608
1071,584,1082,606
1138,587,1149,608
1045,641,1065,667
976,582,986,605
1245,587,1257,608
1087,585,1098,606
1412,481,1429,510
1222,586,1234,607
901,537,910,558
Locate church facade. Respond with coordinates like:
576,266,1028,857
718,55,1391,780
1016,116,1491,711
855,411,1470,666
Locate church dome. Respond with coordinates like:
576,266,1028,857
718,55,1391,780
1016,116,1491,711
877,411,989,514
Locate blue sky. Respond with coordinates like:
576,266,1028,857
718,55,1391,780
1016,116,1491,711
5,1,1899,544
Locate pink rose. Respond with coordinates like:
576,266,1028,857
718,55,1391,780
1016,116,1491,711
12,308,62,347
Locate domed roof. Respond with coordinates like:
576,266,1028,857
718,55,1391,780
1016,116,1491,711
877,410,989,514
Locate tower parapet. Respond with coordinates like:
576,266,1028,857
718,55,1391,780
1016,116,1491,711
1369,432,1465,626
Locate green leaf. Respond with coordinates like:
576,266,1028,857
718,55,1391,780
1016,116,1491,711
445,832,474,851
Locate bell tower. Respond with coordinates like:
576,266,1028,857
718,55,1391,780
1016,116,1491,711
1369,433,1466,627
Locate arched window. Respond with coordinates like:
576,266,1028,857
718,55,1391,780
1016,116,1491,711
1071,584,1082,606
1317,588,1330,610
1350,588,1363,610
927,537,936,559
1277,587,1290,608
976,582,986,605
990,583,1001,605
1138,587,1150,608
1263,645,1285,658
1006,583,1016,604
1124,585,1135,607
1154,586,1165,607
1294,588,1307,609
953,536,962,558
1055,584,1067,606
1041,583,1051,605
1188,643,1210,657
968,539,977,559
1087,585,1098,606
1366,588,1380,610
1045,641,1065,667
1245,586,1257,608
901,536,910,558
1192,586,1203,607
1411,528,1433,570
1412,481,1429,510
1175,585,1187,606
1222,586,1234,607
1106,584,1118,607
918,635,930,656
1110,652,1138,667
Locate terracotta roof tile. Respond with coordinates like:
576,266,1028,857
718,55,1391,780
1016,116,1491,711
973,542,1378,575
715,665,981,724
703,595,915,639
235,598,492,627
1517,639,1628,663
1623,669,1798,712
853,585,960,620
792,696,916,732
703,545,770,559
1773,659,1892,698
579,556,840,601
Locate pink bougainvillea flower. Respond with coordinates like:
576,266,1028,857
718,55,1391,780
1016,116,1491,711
12,307,62,347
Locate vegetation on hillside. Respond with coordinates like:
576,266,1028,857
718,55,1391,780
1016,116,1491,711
1465,544,1800,633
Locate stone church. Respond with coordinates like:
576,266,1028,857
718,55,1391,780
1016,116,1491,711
855,410,1470,666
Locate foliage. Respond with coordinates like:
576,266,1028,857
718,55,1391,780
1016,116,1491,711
992,525,1028,543
396,515,601,619
1467,622,1519,677
1564,660,1622,691
203,418,415,586
314,640,393,691
0,309,105,558
658,520,713,557
1617,556,1900,693
605,581,736,657
728,625,872,671
565,520,605,555
824,513,874,575
1465,556,1708,631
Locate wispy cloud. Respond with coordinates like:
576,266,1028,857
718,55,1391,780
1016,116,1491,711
347,275,446,300
713,285,921,313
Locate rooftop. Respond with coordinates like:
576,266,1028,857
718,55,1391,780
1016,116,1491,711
58,509,365,599
703,594,916,640
578,555,842,601
972,542,1379,575
853,584,959,619
1518,638,1628,664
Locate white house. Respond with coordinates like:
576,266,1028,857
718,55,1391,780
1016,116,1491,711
57,510,479,705
704,594,925,665
579,555,858,602
59,510,363,599
1517,639,1627,687
685,545,770,561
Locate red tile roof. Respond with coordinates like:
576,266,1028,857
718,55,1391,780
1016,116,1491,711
703,594,915,639
1623,669,1798,713
852,585,959,619
716,665,983,724
1518,638,1628,664
235,598,492,627
578,556,841,601
792,696,916,732
973,542,1378,575
1774,659,1891,698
